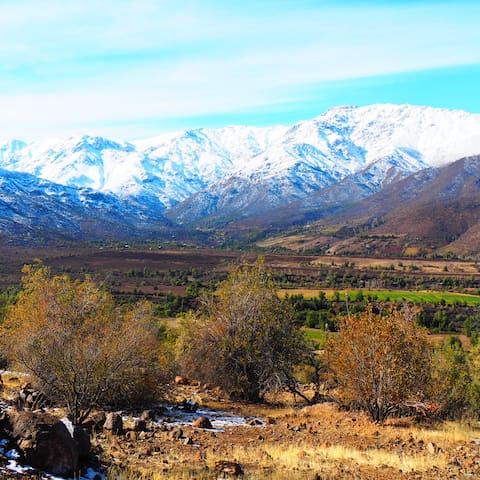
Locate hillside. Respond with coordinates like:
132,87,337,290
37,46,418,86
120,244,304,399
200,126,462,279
260,155,480,257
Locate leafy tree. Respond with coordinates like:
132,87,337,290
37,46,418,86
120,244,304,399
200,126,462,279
430,337,473,418
1,262,161,424
0,286,18,324
179,258,307,402
326,306,432,423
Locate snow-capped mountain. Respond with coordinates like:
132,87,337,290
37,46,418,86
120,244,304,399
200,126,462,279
0,125,287,210
1,104,480,242
169,104,480,224
0,167,176,244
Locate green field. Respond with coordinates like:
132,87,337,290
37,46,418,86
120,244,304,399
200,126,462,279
282,289,480,306
303,327,327,348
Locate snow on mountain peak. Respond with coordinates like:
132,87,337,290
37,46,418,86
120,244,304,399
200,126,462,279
0,104,479,216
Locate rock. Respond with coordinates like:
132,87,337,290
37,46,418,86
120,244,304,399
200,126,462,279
174,375,189,385
126,430,137,442
72,426,91,460
140,410,156,422
170,428,184,440
82,411,106,433
427,442,437,454
104,413,123,435
265,417,276,425
246,418,263,426
91,411,107,430
179,399,198,413
80,418,94,432
215,461,244,476
192,416,213,429
134,419,147,432
8,410,87,477
183,436,194,445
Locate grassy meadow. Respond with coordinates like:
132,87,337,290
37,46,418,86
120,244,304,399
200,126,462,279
280,288,480,305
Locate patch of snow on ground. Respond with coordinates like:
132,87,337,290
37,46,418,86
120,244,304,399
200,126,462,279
157,403,264,430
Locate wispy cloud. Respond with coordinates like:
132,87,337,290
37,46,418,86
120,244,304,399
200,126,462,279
0,0,479,139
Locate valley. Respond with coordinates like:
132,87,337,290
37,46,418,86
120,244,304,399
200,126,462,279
1,104,480,480
1,245,480,292
1,247,480,479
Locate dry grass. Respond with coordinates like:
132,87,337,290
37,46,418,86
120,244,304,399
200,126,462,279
409,420,480,443
213,441,448,478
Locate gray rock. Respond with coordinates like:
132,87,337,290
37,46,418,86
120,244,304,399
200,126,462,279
9,410,87,477
104,412,123,435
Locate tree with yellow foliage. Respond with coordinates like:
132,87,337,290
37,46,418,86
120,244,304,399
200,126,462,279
326,306,432,423
1,262,161,424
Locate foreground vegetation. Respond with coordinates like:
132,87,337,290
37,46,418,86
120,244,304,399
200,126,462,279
2,256,480,424
1,251,480,478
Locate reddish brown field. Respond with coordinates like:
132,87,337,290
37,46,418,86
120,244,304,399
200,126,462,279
1,246,479,296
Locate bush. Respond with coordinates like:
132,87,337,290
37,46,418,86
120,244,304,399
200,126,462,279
1,262,161,424
430,337,472,418
179,258,307,402
326,306,432,423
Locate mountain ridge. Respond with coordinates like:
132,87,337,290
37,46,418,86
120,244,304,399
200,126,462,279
1,103,480,250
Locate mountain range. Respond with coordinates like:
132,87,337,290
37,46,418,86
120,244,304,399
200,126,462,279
1,104,480,254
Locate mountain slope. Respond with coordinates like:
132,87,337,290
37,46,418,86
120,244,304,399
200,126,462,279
1,104,480,222
168,104,480,226
0,104,480,247
0,168,175,244
0,126,287,210
263,155,480,256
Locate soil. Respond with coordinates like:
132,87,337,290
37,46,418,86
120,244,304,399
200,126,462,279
94,384,480,480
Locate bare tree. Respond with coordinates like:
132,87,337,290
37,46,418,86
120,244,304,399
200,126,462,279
1,262,161,424
179,258,307,402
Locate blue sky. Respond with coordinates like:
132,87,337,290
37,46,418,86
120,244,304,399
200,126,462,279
0,0,479,140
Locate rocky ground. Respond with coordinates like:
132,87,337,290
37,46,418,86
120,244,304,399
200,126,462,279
1,378,480,479
95,383,480,480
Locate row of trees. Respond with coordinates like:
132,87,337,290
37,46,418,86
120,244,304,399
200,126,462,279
286,290,477,334
1,259,479,425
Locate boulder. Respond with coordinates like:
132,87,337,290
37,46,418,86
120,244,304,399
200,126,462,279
174,375,189,385
89,411,107,432
8,410,87,477
73,425,91,460
215,461,244,476
192,416,213,429
133,419,147,432
104,413,123,435
169,427,184,440
179,399,198,413
140,409,156,422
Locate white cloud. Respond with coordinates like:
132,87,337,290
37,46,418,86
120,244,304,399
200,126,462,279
0,0,479,138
